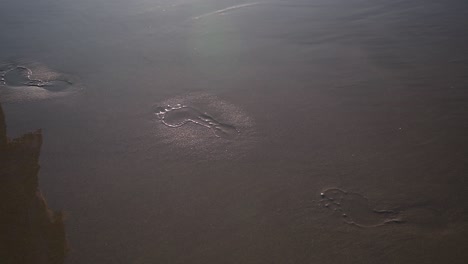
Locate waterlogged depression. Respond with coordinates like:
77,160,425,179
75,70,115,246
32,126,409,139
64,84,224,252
0,62,80,102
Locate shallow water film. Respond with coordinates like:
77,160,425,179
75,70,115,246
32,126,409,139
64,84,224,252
1,0,468,263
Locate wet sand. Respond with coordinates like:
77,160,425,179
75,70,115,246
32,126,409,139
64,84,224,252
1,0,468,263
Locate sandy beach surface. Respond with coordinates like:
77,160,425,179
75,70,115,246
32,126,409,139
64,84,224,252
1,0,468,263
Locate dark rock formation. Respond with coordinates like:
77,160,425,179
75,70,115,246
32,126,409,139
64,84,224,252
0,103,67,264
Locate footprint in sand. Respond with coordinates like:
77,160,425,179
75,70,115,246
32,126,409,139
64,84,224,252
0,63,79,102
320,188,403,227
1,66,72,91
151,93,257,159
153,104,239,139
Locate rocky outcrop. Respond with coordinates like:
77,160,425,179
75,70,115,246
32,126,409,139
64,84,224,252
0,103,67,264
